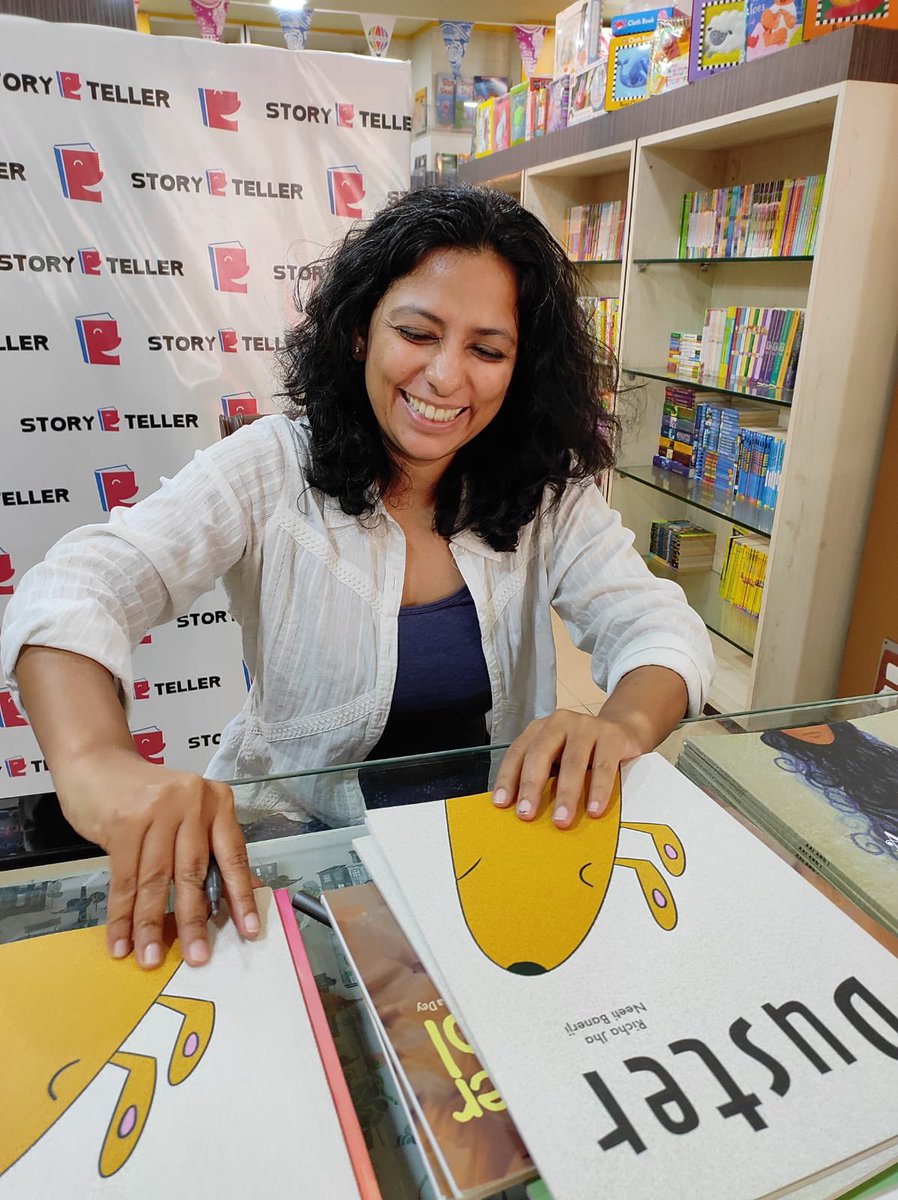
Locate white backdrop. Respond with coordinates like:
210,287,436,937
0,16,411,799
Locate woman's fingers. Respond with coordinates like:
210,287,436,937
586,754,620,818
105,826,143,961
131,816,179,969
173,814,215,967
552,729,599,828
210,785,260,941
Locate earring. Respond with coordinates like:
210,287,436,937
353,341,364,358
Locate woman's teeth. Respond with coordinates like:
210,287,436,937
402,391,463,423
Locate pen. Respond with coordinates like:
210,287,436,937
291,890,332,928
204,854,222,918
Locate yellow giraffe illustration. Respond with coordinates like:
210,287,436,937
446,770,685,974
0,916,214,1180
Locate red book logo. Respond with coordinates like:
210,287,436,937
0,548,14,596
133,679,151,701
220,392,258,417
209,242,249,294
0,690,27,728
76,313,120,366
218,327,238,353
54,143,103,203
78,247,102,275
94,465,139,512
4,757,26,778
206,168,228,197
327,165,365,218
133,726,166,764
198,88,240,131
336,103,355,128
97,406,120,432
56,71,82,100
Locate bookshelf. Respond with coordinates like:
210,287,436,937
461,46,898,713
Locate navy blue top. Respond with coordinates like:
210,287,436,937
366,583,492,762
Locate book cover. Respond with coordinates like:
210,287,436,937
509,82,528,144
554,0,590,75
688,0,746,80
434,73,456,129
605,30,654,109
474,100,493,158
647,14,692,94
491,92,511,152
364,759,898,1200
803,0,896,38
746,0,803,58
678,709,898,934
545,75,571,133
568,59,607,123
454,76,474,129
0,889,367,1198
473,76,509,100
323,881,534,1200
412,87,428,135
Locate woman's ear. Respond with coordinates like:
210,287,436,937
351,330,367,362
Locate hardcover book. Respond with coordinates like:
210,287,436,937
688,0,747,80
434,73,456,128
363,757,898,1200
605,30,654,108
745,0,803,56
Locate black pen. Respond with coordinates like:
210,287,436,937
204,854,222,918
291,890,332,927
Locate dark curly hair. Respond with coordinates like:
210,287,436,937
278,185,618,552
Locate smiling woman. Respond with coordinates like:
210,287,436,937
2,186,713,971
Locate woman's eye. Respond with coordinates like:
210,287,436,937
474,346,505,362
397,327,434,343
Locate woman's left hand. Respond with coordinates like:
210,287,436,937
491,709,646,829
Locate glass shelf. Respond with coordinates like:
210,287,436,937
644,555,757,657
571,258,623,265
633,255,813,266
622,366,794,408
615,464,776,537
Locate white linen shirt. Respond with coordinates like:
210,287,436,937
2,416,713,824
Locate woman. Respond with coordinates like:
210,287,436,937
1,186,713,969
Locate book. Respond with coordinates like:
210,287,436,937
0,888,378,1198
688,0,746,80
554,0,603,75
362,760,898,1200
509,81,528,144
434,73,456,128
745,0,803,57
472,76,509,100
803,0,897,39
677,708,898,936
545,75,571,133
605,30,654,108
454,75,474,129
412,87,428,135
473,100,492,158
647,13,692,94
491,92,510,152
323,881,535,1200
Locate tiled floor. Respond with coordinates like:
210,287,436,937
552,609,607,714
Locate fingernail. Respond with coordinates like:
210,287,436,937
244,911,260,936
187,940,209,966
112,938,130,959
554,806,569,825
588,801,602,817
142,942,162,969
492,787,508,807
516,798,531,817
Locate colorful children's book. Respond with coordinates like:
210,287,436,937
454,76,475,129
554,0,603,75
474,99,493,157
324,881,535,1200
491,92,511,152
688,0,747,80
363,761,898,1200
647,13,692,92
434,73,456,128
745,0,803,56
605,30,654,108
0,888,378,1198
509,81,529,144
677,708,898,936
803,0,896,38
412,87,428,135
545,75,571,133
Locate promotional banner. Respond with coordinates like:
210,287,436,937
359,13,396,57
0,16,411,800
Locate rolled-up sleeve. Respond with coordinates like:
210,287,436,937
1,417,291,707
546,479,714,716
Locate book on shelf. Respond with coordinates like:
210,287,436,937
473,76,509,101
356,757,898,1200
473,100,492,158
802,0,898,40
647,13,692,95
564,199,626,261
412,87,428,135
546,75,571,133
719,530,768,614
0,888,380,1198
667,330,703,379
677,175,824,259
745,0,803,59
491,93,510,153
323,880,535,1200
605,29,654,110
696,306,804,391
688,0,747,82
649,518,716,571
653,383,699,476
578,295,620,350
677,707,898,936
691,400,785,504
554,0,603,77
454,75,474,129
434,73,456,129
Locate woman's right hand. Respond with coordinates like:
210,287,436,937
54,746,260,969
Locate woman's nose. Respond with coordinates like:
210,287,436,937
423,344,464,396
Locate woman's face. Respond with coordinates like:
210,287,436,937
362,247,518,476
782,725,836,745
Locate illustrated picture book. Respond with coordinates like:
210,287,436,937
0,888,379,1199
362,755,898,1200
677,708,898,935
324,880,535,1200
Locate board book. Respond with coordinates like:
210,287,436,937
362,756,898,1200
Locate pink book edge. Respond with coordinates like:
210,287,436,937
274,888,383,1200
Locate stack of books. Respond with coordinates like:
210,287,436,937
697,306,805,392
563,200,626,261
719,531,769,616
649,519,716,572
677,174,825,259
578,295,619,349
732,425,788,508
653,384,697,476
667,330,702,379
677,708,898,938
692,401,784,499
346,754,898,1200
